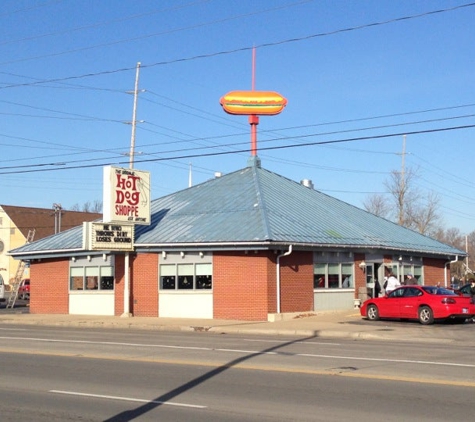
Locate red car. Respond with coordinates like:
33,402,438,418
18,279,30,300
360,285,475,325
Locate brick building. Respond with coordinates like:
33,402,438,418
9,157,465,321
0,205,101,285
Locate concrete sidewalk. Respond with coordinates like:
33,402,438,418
0,308,471,343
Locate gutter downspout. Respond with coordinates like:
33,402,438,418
445,255,458,287
276,245,293,314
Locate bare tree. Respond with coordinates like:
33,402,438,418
405,191,441,236
363,167,441,236
384,168,418,227
362,193,391,219
69,200,102,213
467,231,475,274
432,227,465,280
91,200,103,213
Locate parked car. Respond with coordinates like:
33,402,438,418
360,285,475,325
18,279,30,300
455,283,473,297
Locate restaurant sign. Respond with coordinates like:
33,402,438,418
87,222,135,251
103,166,151,225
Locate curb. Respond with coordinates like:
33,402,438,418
0,318,459,343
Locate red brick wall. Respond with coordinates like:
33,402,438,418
130,253,158,317
213,250,314,321
423,258,447,285
30,259,69,314
354,253,366,298
213,251,273,321
115,254,125,316
279,251,313,313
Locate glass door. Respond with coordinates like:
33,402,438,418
365,263,374,298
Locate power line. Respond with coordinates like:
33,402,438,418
1,123,474,175
0,0,312,67
2,2,474,89
2,110,475,170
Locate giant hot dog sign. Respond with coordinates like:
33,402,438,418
103,166,151,225
220,91,287,115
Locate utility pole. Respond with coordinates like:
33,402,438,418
128,62,141,168
122,62,141,318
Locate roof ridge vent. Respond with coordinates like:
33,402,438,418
247,156,261,168
300,179,314,189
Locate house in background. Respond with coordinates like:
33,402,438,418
9,157,465,320
0,205,101,284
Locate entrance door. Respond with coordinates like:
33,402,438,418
0,274,4,300
366,263,383,298
365,264,375,298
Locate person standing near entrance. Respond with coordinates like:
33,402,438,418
404,273,416,285
385,271,400,294
470,278,475,300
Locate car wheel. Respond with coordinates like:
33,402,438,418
367,304,379,321
418,306,434,325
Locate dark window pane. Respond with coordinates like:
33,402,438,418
101,276,114,290
196,275,212,289
178,276,193,289
161,276,176,290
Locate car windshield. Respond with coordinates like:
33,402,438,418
421,286,457,296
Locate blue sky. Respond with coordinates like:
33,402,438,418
1,0,474,234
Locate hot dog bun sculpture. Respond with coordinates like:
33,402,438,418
220,91,287,116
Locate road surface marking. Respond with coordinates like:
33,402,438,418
2,336,475,368
50,390,206,409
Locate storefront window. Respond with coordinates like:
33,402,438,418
160,264,176,289
85,267,99,290
178,264,194,289
314,263,326,288
313,260,354,290
100,267,114,290
70,265,114,291
70,267,84,290
342,263,353,288
160,261,213,291
196,263,212,289
328,263,339,288
413,266,423,284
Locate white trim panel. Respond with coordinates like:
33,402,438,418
69,293,115,315
159,292,213,319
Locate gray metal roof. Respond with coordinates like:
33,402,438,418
9,158,464,258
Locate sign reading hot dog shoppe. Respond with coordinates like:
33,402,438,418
89,222,134,251
103,166,151,225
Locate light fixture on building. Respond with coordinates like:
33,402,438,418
71,257,76,262
199,252,204,258
87,255,91,262
358,261,366,270
162,251,167,259
103,254,107,262
180,251,185,258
